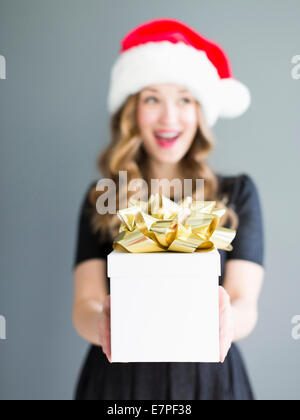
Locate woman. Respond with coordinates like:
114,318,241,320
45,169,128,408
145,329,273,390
72,18,265,400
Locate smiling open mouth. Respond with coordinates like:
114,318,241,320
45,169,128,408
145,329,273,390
154,132,182,147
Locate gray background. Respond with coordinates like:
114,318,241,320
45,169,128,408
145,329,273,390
0,0,299,400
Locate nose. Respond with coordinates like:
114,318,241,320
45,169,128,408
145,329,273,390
159,101,179,126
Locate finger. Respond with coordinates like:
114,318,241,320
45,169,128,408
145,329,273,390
219,286,230,302
220,346,224,363
219,287,229,308
219,306,228,318
219,295,230,318
103,295,110,310
219,288,226,311
220,332,232,362
103,343,111,363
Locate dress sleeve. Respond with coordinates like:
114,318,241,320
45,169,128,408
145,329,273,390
226,174,265,267
73,182,113,270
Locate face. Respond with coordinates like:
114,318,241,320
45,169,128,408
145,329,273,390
137,84,199,164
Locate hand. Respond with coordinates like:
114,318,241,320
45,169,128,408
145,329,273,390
219,286,234,363
99,295,111,363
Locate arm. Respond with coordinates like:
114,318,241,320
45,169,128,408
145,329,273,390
72,259,111,360
224,259,264,341
218,174,265,361
219,259,264,362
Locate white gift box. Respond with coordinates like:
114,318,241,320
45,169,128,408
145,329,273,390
107,249,221,363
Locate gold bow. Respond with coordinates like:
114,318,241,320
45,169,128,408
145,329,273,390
113,193,236,253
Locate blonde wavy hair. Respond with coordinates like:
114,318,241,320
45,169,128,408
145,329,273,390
88,93,239,242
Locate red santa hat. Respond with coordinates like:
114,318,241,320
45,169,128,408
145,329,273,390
107,18,251,127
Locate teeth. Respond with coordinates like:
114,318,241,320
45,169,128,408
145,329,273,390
155,132,180,139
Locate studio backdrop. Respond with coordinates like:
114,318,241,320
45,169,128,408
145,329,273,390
0,0,300,400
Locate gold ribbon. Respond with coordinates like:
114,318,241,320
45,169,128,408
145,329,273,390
113,193,236,253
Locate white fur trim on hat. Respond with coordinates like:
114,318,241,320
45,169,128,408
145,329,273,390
218,78,251,119
107,41,250,126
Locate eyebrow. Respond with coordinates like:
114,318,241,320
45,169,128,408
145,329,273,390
143,88,190,94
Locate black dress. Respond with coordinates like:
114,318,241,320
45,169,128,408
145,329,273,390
72,173,265,400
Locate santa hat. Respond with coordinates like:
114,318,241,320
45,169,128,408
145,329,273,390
107,18,251,127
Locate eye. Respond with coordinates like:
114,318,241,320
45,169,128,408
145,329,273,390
144,96,158,104
180,97,192,104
